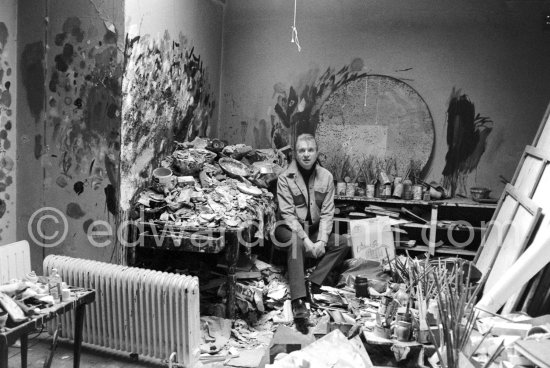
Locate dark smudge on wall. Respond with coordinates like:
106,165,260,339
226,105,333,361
21,42,45,123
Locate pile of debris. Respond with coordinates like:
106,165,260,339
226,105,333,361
133,138,284,237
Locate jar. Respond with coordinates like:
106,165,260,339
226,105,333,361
355,275,370,298
393,321,412,342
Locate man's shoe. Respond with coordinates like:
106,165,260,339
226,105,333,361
306,281,322,307
291,298,310,334
291,298,310,320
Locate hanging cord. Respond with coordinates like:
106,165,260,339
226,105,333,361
364,78,368,107
291,0,302,51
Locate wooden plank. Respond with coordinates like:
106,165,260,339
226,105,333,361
533,100,550,149
506,149,550,313
485,200,542,292
515,339,550,368
474,186,517,274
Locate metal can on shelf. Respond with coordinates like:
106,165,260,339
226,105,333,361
345,183,357,196
366,184,375,199
412,184,423,200
402,179,413,200
336,182,347,196
393,177,403,198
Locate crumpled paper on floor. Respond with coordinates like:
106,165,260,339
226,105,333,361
266,329,373,368
200,316,232,354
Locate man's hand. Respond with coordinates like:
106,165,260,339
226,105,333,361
313,240,326,258
303,237,316,257
304,239,326,259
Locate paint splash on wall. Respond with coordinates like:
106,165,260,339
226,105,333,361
0,21,15,237
44,16,121,204
442,88,493,197
120,32,215,210
270,60,367,148
18,14,123,245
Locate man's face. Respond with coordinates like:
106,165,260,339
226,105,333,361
295,139,318,170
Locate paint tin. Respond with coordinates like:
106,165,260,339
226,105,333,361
412,184,423,200
345,183,357,196
384,184,392,197
393,177,403,198
366,184,375,199
393,321,412,342
402,179,413,200
355,275,370,298
379,171,391,185
336,182,347,196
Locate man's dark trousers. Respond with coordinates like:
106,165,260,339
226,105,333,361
273,224,350,300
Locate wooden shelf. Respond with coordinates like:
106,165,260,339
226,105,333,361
335,195,497,209
396,222,486,232
396,245,477,256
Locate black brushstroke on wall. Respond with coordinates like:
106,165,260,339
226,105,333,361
442,89,493,197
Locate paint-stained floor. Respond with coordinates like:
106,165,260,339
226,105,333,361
6,335,164,368
6,335,270,367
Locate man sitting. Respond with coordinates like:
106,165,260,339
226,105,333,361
272,133,350,332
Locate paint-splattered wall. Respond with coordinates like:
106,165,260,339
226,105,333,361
17,0,124,270
120,0,223,213
219,0,550,197
0,0,17,245
120,34,215,211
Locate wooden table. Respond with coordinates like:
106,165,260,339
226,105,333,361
129,222,255,319
0,289,95,368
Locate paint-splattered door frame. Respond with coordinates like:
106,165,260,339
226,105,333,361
503,145,550,313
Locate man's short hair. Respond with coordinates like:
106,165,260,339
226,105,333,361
295,133,318,151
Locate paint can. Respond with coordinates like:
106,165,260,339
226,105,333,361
379,171,391,185
345,183,357,196
366,184,375,199
384,183,392,198
402,179,413,200
354,275,370,298
393,321,412,342
392,177,403,198
412,184,423,200
336,182,347,196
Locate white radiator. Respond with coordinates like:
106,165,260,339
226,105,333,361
43,255,200,367
0,240,31,284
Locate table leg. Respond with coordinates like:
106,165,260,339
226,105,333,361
225,233,240,319
429,205,439,256
1,341,8,368
20,334,28,368
73,304,86,368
